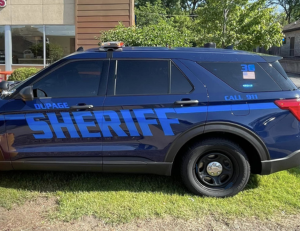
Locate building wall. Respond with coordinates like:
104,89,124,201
76,0,134,49
280,59,300,74
0,0,75,25
281,30,300,57
0,0,134,71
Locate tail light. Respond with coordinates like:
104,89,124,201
275,99,300,121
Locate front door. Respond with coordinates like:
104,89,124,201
102,59,208,166
5,59,108,161
290,37,295,57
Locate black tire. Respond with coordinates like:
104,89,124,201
180,138,250,197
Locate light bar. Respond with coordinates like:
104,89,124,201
101,41,125,48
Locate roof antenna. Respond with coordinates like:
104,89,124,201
204,42,216,48
225,45,234,49
77,47,84,52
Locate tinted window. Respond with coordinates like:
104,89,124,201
114,60,193,95
116,60,169,95
259,62,296,91
199,62,281,92
171,63,193,94
272,60,289,78
33,60,103,98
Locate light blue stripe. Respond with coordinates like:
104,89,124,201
249,103,278,110
175,106,207,114
208,105,231,112
231,104,249,111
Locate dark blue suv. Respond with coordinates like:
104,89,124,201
0,42,300,197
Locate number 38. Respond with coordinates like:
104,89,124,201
241,64,255,72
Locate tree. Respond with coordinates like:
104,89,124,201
135,0,205,14
135,0,180,13
194,0,283,50
98,21,193,47
180,0,206,15
268,0,300,23
135,1,169,27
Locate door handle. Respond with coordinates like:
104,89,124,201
174,100,199,105
71,105,94,109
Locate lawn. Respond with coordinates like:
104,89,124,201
0,168,300,224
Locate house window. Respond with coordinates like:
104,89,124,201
45,26,75,65
0,26,4,65
11,25,75,66
12,25,44,65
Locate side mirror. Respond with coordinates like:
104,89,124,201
19,86,34,101
0,81,10,92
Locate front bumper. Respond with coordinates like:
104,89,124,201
261,150,300,175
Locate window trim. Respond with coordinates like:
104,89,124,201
23,59,109,99
108,58,194,97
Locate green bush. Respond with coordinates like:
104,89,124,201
98,21,193,47
9,67,40,82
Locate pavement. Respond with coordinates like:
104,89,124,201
287,73,300,87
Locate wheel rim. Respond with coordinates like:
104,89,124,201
195,153,234,187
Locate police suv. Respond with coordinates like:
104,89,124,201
0,42,299,197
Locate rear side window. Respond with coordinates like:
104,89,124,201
116,60,169,95
171,63,193,94
259,62,296,91
199,62,281,92
114,60,193,95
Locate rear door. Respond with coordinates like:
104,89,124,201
5,59,109,161
102,59,208,167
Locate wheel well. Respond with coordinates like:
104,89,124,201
172,132,262,175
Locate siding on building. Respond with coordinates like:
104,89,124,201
281,30,300,57
76,0,134,50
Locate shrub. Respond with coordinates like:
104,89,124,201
9,67,40,82
49,44,64,62
97,21,193,48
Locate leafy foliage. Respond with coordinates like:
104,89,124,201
97,0,283,51
49,44,64,62
9,68,39,82
194,0,283,50
99,21,193,47
268,0,300,23
135,1,169,27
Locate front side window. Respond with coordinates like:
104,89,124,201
33,60,103,98
114,60,193,95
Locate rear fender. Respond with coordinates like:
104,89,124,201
165,122,270,162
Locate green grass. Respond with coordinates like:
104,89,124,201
1,168,300,224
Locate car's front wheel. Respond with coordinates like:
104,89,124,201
181,138,250,197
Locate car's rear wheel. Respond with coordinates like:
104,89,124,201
180,138,250,197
